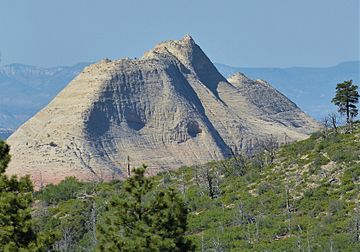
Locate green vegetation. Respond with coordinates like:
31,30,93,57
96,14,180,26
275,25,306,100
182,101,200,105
332,80,359,124
0,140,53,251
22,122,360,251
97,165,193,251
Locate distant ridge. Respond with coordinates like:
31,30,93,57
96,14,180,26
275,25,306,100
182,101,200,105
0,62,89,129
0,128,14,140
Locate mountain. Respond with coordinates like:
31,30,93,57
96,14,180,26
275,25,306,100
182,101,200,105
215,61,360,120
0,58,357,136
0,62,89,131
5,35,319,186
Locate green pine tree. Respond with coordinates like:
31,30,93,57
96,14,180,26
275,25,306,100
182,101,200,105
146,188,193,251
0,140,37,251
96,165,194,252
331,80,359,123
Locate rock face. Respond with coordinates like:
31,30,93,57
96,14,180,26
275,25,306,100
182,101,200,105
6,35,320,186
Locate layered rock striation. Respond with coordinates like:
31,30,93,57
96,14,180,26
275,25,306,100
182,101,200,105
6,35,320,186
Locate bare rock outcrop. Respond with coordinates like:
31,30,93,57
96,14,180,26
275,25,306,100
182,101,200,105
6,35,320,186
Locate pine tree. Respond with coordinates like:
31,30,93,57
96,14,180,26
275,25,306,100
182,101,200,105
96,165,194,251
331,80,359,123
0,140,38,251
147,188,192,251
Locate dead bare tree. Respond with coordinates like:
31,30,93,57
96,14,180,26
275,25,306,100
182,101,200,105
86,201,98,249
211,235,225,252
255,215,260,242
233,200,256,227
201,233,205,252
205,167,216,199
127,155,131,177
237,201,245,223
227,154,247,176
306,230,312,252
285,184,291,213
39,172,44,191
323,112,340,137
322,116,330,138
197,165,222,199
296,224,303,252
250,135,279,168
262,135,279,164
328,112,339,134
252,152,267,170
283,133,289,145
284,183,293,236
329,237,334,252
354,202,360,242
53,226,74,252
179,170,187,200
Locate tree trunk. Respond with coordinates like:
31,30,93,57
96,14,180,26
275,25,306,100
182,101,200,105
346,101,350,124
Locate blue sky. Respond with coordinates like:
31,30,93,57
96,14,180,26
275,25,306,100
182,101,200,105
0,0,358,67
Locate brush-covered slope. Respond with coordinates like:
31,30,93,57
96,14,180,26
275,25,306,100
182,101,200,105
33,123,360,251
6,35,319,186
168,123,360,251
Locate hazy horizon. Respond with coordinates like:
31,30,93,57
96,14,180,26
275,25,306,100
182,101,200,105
0,0,358,68
1,58,359,70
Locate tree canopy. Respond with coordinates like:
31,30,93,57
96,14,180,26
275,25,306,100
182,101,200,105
332,80,359,123
0,140,37,251
97,165,194,252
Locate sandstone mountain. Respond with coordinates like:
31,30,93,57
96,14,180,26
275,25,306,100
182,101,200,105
6,35,320,186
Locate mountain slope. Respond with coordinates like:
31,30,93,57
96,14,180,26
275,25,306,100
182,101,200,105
6,36,319,186
33,122,360,251
215,61,360,119
160,122,360,251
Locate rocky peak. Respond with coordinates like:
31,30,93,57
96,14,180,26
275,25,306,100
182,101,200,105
6,35,320,187
142,34,199,66
227,72,251,85
229,72,249,79
141,35,227,97
228,72,275,90
227,71,310,125
182,34,195,44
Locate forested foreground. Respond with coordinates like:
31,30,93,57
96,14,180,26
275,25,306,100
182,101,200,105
1,123,360,251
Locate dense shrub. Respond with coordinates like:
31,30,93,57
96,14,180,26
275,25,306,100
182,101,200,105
37,176,85,205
